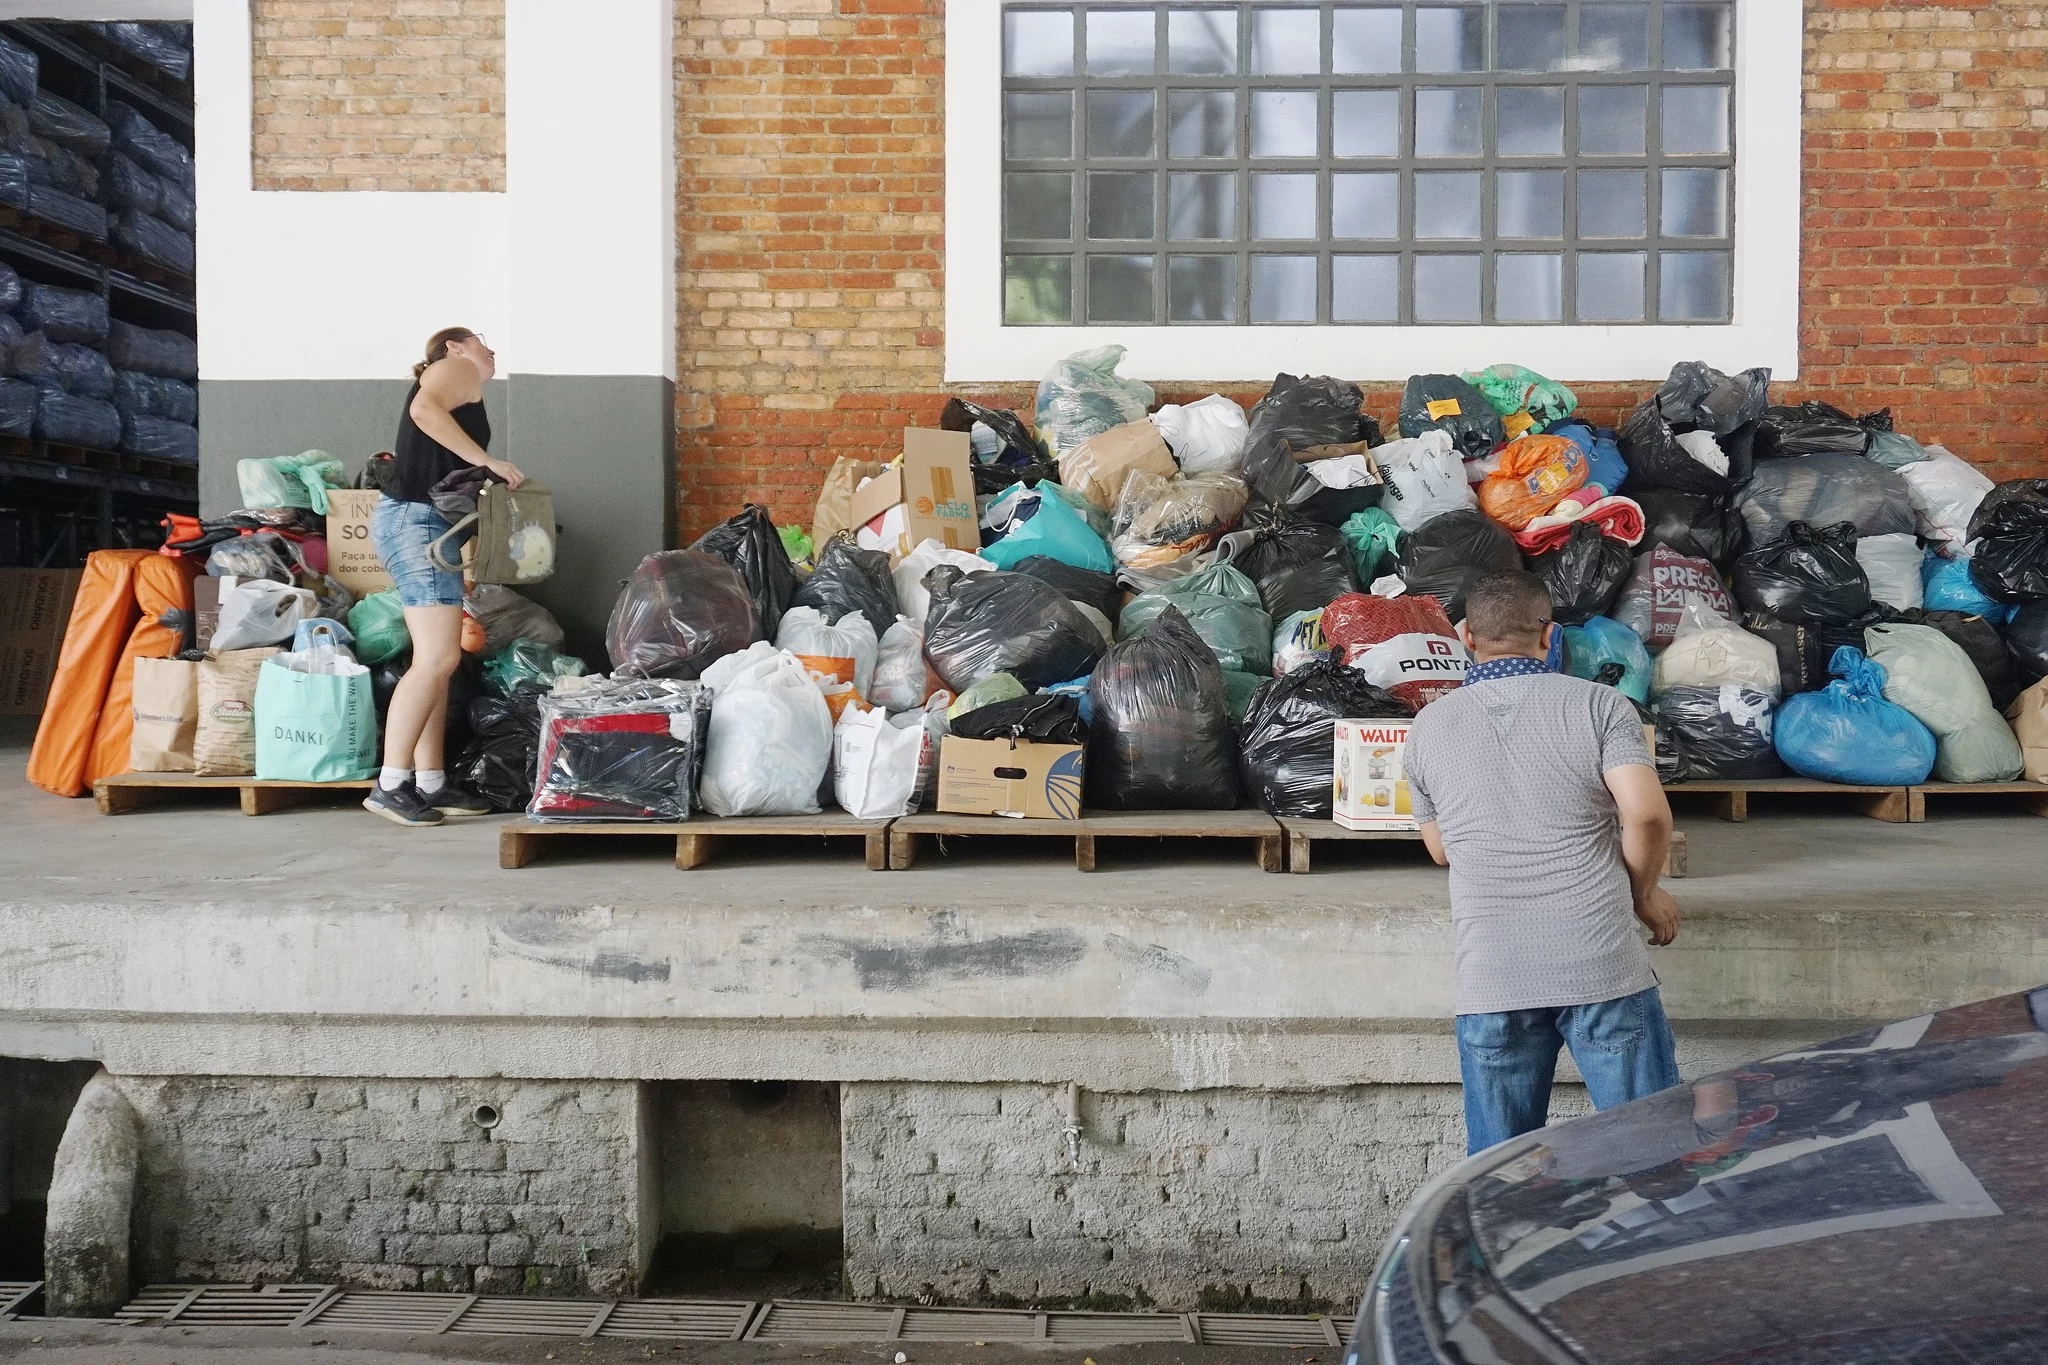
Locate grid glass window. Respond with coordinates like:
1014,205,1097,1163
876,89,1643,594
1000,1,1736,325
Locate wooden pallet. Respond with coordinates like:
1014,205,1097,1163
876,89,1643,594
1279,818,1688,878
1662,777,1910,823
889,809,1285,873
1908,781,2048,821
499,814,894,871
94,771,376,816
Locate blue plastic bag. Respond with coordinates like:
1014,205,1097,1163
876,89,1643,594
1563,616,1651,704
1922,547,2013,624
981,485,1114,573
1774,646,1936,785
1552,423,1628,498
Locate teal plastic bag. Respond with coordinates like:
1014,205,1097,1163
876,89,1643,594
1118,562,1273,674
237,449,346,515
485,638,586,695
1339,507,1403,585
982,486,1114,573
347,590,411,666
253,655,378,781
1461,364,1578,431
1564,616,1652,704
1221,668,1263,724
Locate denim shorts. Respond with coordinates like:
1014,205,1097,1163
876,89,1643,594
370,496,465,608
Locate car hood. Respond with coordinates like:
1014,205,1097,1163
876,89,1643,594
1461,988,2048,1364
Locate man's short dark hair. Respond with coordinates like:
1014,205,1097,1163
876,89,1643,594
1463,569,1554,648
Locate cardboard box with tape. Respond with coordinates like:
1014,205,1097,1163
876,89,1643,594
851,429,978,559
936,735,1086,820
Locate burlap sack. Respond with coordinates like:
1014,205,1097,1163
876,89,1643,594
814,456,886,547
1057,419,1176,511
2009,678,2048,784
194,647,279,776
129,657,198,772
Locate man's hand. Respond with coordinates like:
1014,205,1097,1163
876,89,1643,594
1635,886,1680,946
487,459,527,490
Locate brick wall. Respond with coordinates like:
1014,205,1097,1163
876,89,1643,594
251,0,505,192
672,0,2048,542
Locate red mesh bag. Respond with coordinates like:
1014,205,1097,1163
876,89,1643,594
1320,592,1471,712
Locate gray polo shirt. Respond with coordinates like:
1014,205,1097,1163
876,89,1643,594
1405,671,1657,1016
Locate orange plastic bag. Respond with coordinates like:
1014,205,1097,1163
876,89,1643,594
1476,435,1588,531
27,549,152,796
85,554,200,787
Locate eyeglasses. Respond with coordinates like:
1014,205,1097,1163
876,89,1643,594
466,333,488,346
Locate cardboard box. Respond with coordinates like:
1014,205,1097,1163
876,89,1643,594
849,429,978,558
1332,716,1418,831
936,735,1085,820
0,567,83,715
325,488,394,596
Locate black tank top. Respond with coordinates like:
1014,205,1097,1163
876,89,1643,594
388,379,491,504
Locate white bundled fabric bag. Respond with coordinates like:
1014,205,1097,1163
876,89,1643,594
832,702,930,819
1855,532,1924,610
1652,597,1781,699
893,539,994,623
212,578,317,651
1151,394,1250,476
775,606,879,697
1901,447,1993,555
698,648,835,816
1373,430,1474,532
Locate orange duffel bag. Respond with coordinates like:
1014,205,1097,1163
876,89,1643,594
85,553,200,789
28,550,153,796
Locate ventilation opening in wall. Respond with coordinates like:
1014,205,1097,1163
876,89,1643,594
0,1057,99,1281
645,1080,844,1299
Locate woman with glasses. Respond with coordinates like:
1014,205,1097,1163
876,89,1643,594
364,326,526,826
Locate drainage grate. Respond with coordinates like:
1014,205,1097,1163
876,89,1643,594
900,1308,1043,1341
596,1299,756,1341
746,1301,905,1341
310,1291,475,1334
1046,1311,1195,1344
1196,1313,1348,1348
448,1297,612,1337
0,1283,42,1320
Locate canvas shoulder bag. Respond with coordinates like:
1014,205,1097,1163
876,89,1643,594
430,479,556,586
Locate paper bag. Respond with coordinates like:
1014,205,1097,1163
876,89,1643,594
195,647,279,776
2010,678,2048,784
814,456,886,548
130,656,198,772
1056,419,1176,511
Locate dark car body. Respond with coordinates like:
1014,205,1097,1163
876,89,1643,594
1348,986,2048,1364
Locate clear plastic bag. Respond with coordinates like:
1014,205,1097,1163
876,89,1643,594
105,319,197,379
1237,655,1405,816
467,583,566,653
237,450,346,514
1736,452,1914,545
1087,605,1241,810
205,532,294,582
1059,418,1177,513
18,282,107,345
1652,597,1782,698
1152,393,1250,476
1863,622,2023,782
1464,363,1578,431
1374,430,1475,532
698,649,834,816
483,638,586,695
1475,433,1590,530
870,615,933,712
1117,561,1272,674
922,566,1106,691
606,548,759,680
1110,470,1248,585
1034,344,1155,456
529,678,711,823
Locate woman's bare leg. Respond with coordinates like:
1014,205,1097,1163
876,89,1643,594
381,605,463,773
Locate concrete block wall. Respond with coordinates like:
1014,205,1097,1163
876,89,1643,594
117,1077,646,1295
250,0,506,191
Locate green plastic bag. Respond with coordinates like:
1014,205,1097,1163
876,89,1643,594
237,449,346,515
1462,364,1578,432
347,590,411,666
779,524,815,567
1117,563,1273,674
947,671,1026,720
1221,669,1264,725
1339,507,1404,586
484,638,586,695
253,656,378,782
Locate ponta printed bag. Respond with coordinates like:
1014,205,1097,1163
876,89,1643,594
1320,592,1471,712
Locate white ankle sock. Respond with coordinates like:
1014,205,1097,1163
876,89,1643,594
378,766,412,791
416,769,447,795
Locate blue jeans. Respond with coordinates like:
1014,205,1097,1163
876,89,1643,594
370,496,465,608
1456,984,1681,1155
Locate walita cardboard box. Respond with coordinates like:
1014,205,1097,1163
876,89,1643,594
850,428,978,558
0,568,82,715
936,735,1085,820
1333,716,1417,831
325,488,394,596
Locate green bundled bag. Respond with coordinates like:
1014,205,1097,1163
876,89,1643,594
1117,563,1273,674
484,639,587,695
237,449,346,515
1339,507,1403,585
1462,364,1578,432
347,590,411,666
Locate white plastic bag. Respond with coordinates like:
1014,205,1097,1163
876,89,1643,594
832,703,928,819
1303,453,1376,489
1864,622,2023,782
893,539,994,623
1676,429,1728,477
275,619,363,676
1652,596,1782,698
212,578,316,652
1374,431,1475,532
1151,394,1250,476
697,649,835,816
1901,448,1993,555
774,606,879,698
870,615,932,711
1855,532,1924,610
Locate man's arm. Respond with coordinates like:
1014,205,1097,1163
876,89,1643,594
1418,821,1448,866
1604,762,1679,946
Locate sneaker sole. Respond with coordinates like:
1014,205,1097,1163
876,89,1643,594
362,796,443,828
432,805,494,818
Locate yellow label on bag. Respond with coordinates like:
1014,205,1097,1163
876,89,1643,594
1504,411,1536,437
1426,398,1462,420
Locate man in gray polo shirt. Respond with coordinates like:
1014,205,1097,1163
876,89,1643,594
1404,568,1682,1155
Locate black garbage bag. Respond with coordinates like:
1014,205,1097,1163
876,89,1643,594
111,209,193,274
1733,522,1872,626
456,684,550,813
1755,401,1887,459
923,566,1106,691
1633,486,1745,568
1735,451,1914,545
1654,362,1772,436
34,391,120,449
1617,400,1750,495
1892,607,2026,708
120,413,196,463
791,534,897,635
1397,374,1502,459
443,654,487,757
1531,522,1632,626
1012,554,1124,621
2005,601,2048,689
1654,685,1784,780
1222,512,1357,617
1741,607,1890,696
972,457,1060,497
0,378,36,437
105,101,192,188
1249,373,1371,450
939,396,1042,467
1399,509,1520,620
105,319,197,379
29,91,109,155
18,282,108,345
0,34,36,106
950,692,1087,746
1237,655,1405,816
0,260,18,312
1258,552,1356,621
1086,606,1240,810
689,503,799,637
1966,477,2048,541
1967,484,2048,604
606,548,758,679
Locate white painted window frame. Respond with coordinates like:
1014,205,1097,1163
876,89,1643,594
944,0,1803,384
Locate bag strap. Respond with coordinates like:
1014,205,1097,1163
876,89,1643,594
428,513,479,572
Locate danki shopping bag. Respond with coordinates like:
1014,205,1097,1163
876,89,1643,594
253,652,377,782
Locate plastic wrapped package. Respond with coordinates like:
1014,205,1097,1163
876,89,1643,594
205,533,293,582
1756,401,1882,458
527,678,710,822
1892,607,2024,709
120,413,195,462
1476,434,1589,530
606,549,758,679
97,22,193,80
790,535,898,635
105,101,191,188
775,606,879,697
1735,452,1914,545
1374,430,1475,532
1653,598,1781,698
1011,555,1123,621
33,390,119,448
1900,449,1994,555
2007,602,2048,689
1321,592,1471,712
1247,373,1370,450
0,150,24,210
1631,486,1744,569
1967,481,2048,603
922,566,1105,691
870,616,935,712
455,685,548,812
1110,471,1247,585
1653,362,1772,436
1086,606,1241,810
0,377,36,437
1617,401,1748,496
0,34,35,106
1238,657,1407,816
28,91,109,155
1733,522,1873,626
893,539,994,623
1615,544,1734,649
1118,562,1272,674
111,209,192,274
1059,418,1177,513
1866,430,1930,470
982,484,1114,574
1153,393,1250,475
695,649,834,815
237,451,344,513
18,282,108,344
1863,622,2023,782
483,638,586,695
1035,345,1155,456
466,583,564,653
1463,363,1577,432
23,140,97,198
155,177,194,234
1397,374,1503,458
11,332,110,395
1340,506,1403,586
1772,647,1937,785
1655,685,1782,780
1397,509,1520,620
1532,522,1632,625
111,369,163,418
1856,533,1924,610
689,504,799,638
104,319,196,379
0,259,18,311
1564,617,1653,705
